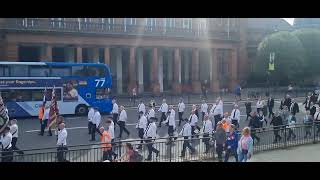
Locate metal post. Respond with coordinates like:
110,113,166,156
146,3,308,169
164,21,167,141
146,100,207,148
169,140,172,162
284,126,287,149
313,122,316,144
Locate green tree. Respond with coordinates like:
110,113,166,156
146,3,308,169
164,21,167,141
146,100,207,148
291,28,320,82
255,31,306,85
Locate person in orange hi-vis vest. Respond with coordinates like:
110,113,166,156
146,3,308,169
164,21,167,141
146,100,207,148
99,126,112,162
221,112,231,134
38,104,45,135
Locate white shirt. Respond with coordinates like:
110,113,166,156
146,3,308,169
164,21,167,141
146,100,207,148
1,132,12,149
178,102,185,112
10,124,18,138
144,122,157,138
119,110,127,122
159,103,168,113
212,104,223,116
43,108,50,120
219,100,224,113
202,120,213,134
188,114,198,126
136,115,148,130
57,128,67,146
108,121,115,140
138,103,146,114
179,123,192,138
112,103,119,114
147,108,155,119
87,108,94,122
256,100,264,108
314,112,320,121
201,103,208,113
92,111,101,126
230,109,240,121
164,109,176,128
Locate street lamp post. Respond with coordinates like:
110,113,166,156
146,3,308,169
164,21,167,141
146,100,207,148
268,52,275,96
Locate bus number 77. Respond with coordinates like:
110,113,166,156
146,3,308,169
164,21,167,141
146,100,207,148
95,78,106,87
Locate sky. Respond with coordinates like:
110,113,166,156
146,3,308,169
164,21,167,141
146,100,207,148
283,18,294,25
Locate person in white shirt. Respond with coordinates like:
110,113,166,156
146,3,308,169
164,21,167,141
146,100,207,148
256,97,264,114
9,119,23,155
230,104,241,129
111,99,119,130
137,100,146,117
179,121,195,157
105,119,118,161
57,122,68,162
118,106,130,138
201,99,208,122
0,127,13,162
188,110,200,138
144,117,159,161
158,99,168,127
39,104,50,136
163,106,176,144
136,111,148,149
147,105,156,121
178,98,186,126
87,107,94,134
217,97,224,113
90,107,101,141
202,114,213,153
212,100,223,130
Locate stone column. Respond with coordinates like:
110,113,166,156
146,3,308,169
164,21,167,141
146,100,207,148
104,47,110,65
184,50,190,84
210,48,220,92
137,48,144,93
173,47,182,94
191,48,201,93
116,48,123,94
128,47,137,93
91,48,100,63
41,45,52,62
158,49,164,93
76,47,82,63
230,48,238,90
167,50,173,82
151,47,160,95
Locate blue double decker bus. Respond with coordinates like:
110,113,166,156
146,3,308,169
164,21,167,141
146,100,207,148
0,62,113,118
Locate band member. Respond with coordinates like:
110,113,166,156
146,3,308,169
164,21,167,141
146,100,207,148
202,114,213,153
136,111,148,149
144,117,159,161
158,99,168,127
179,120,195,158
178,98,186,126
230,104,240,129
111,99,119,130
212,100,223,130
200,100,208,122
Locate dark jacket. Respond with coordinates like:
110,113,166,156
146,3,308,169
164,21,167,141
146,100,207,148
290,102,299,114
267,98,274,108
249,116,261,129
245,102,252,113
303,97,311,110
311,94,317,104
215,128,226,145
280,100,284,110
284,98,292,108
225,131,239,151
310,106,317,116
270,115,283,129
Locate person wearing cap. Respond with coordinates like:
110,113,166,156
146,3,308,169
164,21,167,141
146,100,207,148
90,107,101,141
39,104,50,136
136,111,148,149
163,105,176,145
87,106,94,134
111,98,119,130
200,99,208,122
0,126,13,162
158,99,168,127
144,117,159,161
9,119,23,155
215,121,226,162
118,106,130,139
230,104,240,129
178,98,185,126
179,120,195,158
202,113,213,153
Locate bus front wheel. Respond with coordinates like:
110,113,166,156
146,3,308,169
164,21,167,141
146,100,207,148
75,105,88,116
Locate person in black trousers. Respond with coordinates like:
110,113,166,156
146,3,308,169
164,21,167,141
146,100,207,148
310,102,317,117
270,112,283,143
290,98,299,116
284,94,292,109
245,98,252,121
248,111,261,144
267,96,274,118
303,94,312,111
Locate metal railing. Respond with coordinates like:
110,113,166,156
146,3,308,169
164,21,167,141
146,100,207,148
1,123,320,162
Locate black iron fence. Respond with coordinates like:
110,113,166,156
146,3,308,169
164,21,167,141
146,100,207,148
1,123,320,162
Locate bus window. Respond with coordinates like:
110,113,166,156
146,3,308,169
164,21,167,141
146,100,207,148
30,66,50,77
96,88,108,99
50,66,71,77
46,89,62,101
72,66,86,77
0,65,10,77
10,65,29,77
31,89,45,101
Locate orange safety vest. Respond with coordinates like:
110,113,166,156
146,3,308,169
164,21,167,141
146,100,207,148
100,131,112,151
222,119,230,131
38,106,44,121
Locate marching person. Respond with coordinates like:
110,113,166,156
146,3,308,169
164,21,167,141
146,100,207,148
158,99,168,127
163,106,176,145
284,94,292,109
212,100,223,130
303,93,312,111
256,97,264,114
290,98,299,116
118,106,130,139
248,111,261,144
87,106,94,134
39,104,50,136
111,99,119,130
202,114,213,153
224,124,239,162
230,104,240,129
215,121,226,162
267,95,274,118
270,111,283,143
281,106,290,126
137,100,146,117
245,98,252,121
192,104,199,119
147,104,156,121
136,111,148,149
200,99,208,122
310,102,317,117
106,118,118,161
99,126,112,162
0,127,13,162
9,119,24,155
258,110,267,129
237,127,254,162
178,98,186,126
57,122,68,162
144,117,160,161
180,120,196,158
188,110,200,138
90,107,101,141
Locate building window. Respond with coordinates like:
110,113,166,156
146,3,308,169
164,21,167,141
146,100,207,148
164,18,175,32
198,19,207,35
182,18,192,30
124,18,137,32
51,18,66,28
145,18,157,31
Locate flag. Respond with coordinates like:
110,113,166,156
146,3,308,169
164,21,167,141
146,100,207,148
48,86,59,129
268,52,275,71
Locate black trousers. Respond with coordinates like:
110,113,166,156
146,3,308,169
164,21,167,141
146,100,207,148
138,128,144,145
268,106,274,118
246,111,251,121
168,126,174,141
113,113,119,129
216,144,223,162
102,150,113,161
57,146,68,162
251,129,260,143
88,121,93,134
145,138,159,160
287,128,296,139
110,139,118,160
40,119,48,135
231,120,239,129
224,148,238,162
178,112,184,126
159,112,166,126
191,126,200,138
91,124,99,141
118,121,130,138
273,129,282,142
11,137,23,155
181,137,195,157
257,108,262,114
202,134,210,153
1,148,13,162
305,125,312,137
202,112,205,122
214,115,222,130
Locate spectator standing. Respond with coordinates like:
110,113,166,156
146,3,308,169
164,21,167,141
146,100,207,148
270,112,283,143
224,124,239,162
248,112,261,144
215,122,226,162
237,127,253,162
235,84,242,101
178,98,186,126
132,87,137,106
